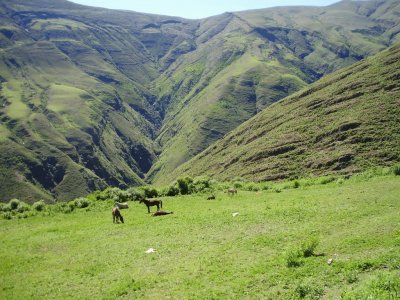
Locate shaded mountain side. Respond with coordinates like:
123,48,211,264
1,0,400,201
165,43,400,184
147,0,400,182
0,0,188,201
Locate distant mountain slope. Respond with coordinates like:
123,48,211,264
167,43,400,183
0,0,197,201
148,0,400,183
0,0,400,201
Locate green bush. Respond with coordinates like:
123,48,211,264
142,186,158,198
127,188,145,201
318,176,336,185
192,176,213,193
300,237,319,257
9,199,21,210
293,180,301,189
0,203,10,212
285,248,303,268
165,184,180,196
32,200,46,212
16,202,31,213
2,211,12,220
74,197,90,209
177,176,194,195
292,282,324,299
391,163,400,176
233,181,243,189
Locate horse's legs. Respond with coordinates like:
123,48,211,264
156,204,160,211
147,205,150,213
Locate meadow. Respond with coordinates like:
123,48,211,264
1,174,399,299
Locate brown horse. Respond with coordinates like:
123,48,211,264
139,199,163,213
112,207,124,223
227,188,237,196
152,211,173,217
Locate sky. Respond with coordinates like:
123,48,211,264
70,0,341,19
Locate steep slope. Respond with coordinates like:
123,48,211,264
167,43,400,183
1,0,400,201
148,0,400,183
0,0,197,201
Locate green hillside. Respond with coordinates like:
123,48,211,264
1,175,399,298
168,42,400,183
147,0,400,183
1,0,400,200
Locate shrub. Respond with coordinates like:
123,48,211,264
391,163,400,176
318,176,336,185
165,184,180,197
292,282,324,299
177,176,193,195
16,202,31,213
74,197,90,209
233,181,243,189
2,211,12,220
192,176,213,193
293,180,300,189
0,203,10,212
127,188,145,201
142,186,158,198
300,237,319,257
285,248,303,268
9,199,21,210
32,200,46,212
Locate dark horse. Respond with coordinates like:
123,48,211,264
112,207,124,223
139,199,163,213
152,211,173,217
227,188,238,196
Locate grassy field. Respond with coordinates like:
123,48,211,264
1,175,399,299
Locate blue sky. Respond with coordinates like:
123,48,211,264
70,0,340,19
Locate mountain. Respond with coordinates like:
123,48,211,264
0,0,399,201
167,42,400,183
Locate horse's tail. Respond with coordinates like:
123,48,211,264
160,200,163,208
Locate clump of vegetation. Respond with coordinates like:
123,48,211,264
32,200,46,212
341,272,400,299
391,163,400,176
285,237,319,267
292,281,324,299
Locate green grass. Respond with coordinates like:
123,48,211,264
0,176,399,299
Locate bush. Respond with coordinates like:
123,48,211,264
127,188,145,201
74,197,90,209
2,211,12,220
9,199,21,210
0,203,10,212
318,176,336,185
142,186,158,198
192,176,213,193
300,237,319,257
32,200,46,212
391,163,400,176
165,184,180,197
293,180,300,189
233,181,243,189
285,248,303,268
292,282,324,299
177,176,193,195
16,202,31,213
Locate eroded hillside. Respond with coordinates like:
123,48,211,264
0,0,399,200
169,43,400,182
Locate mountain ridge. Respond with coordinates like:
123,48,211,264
0,0,399,201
